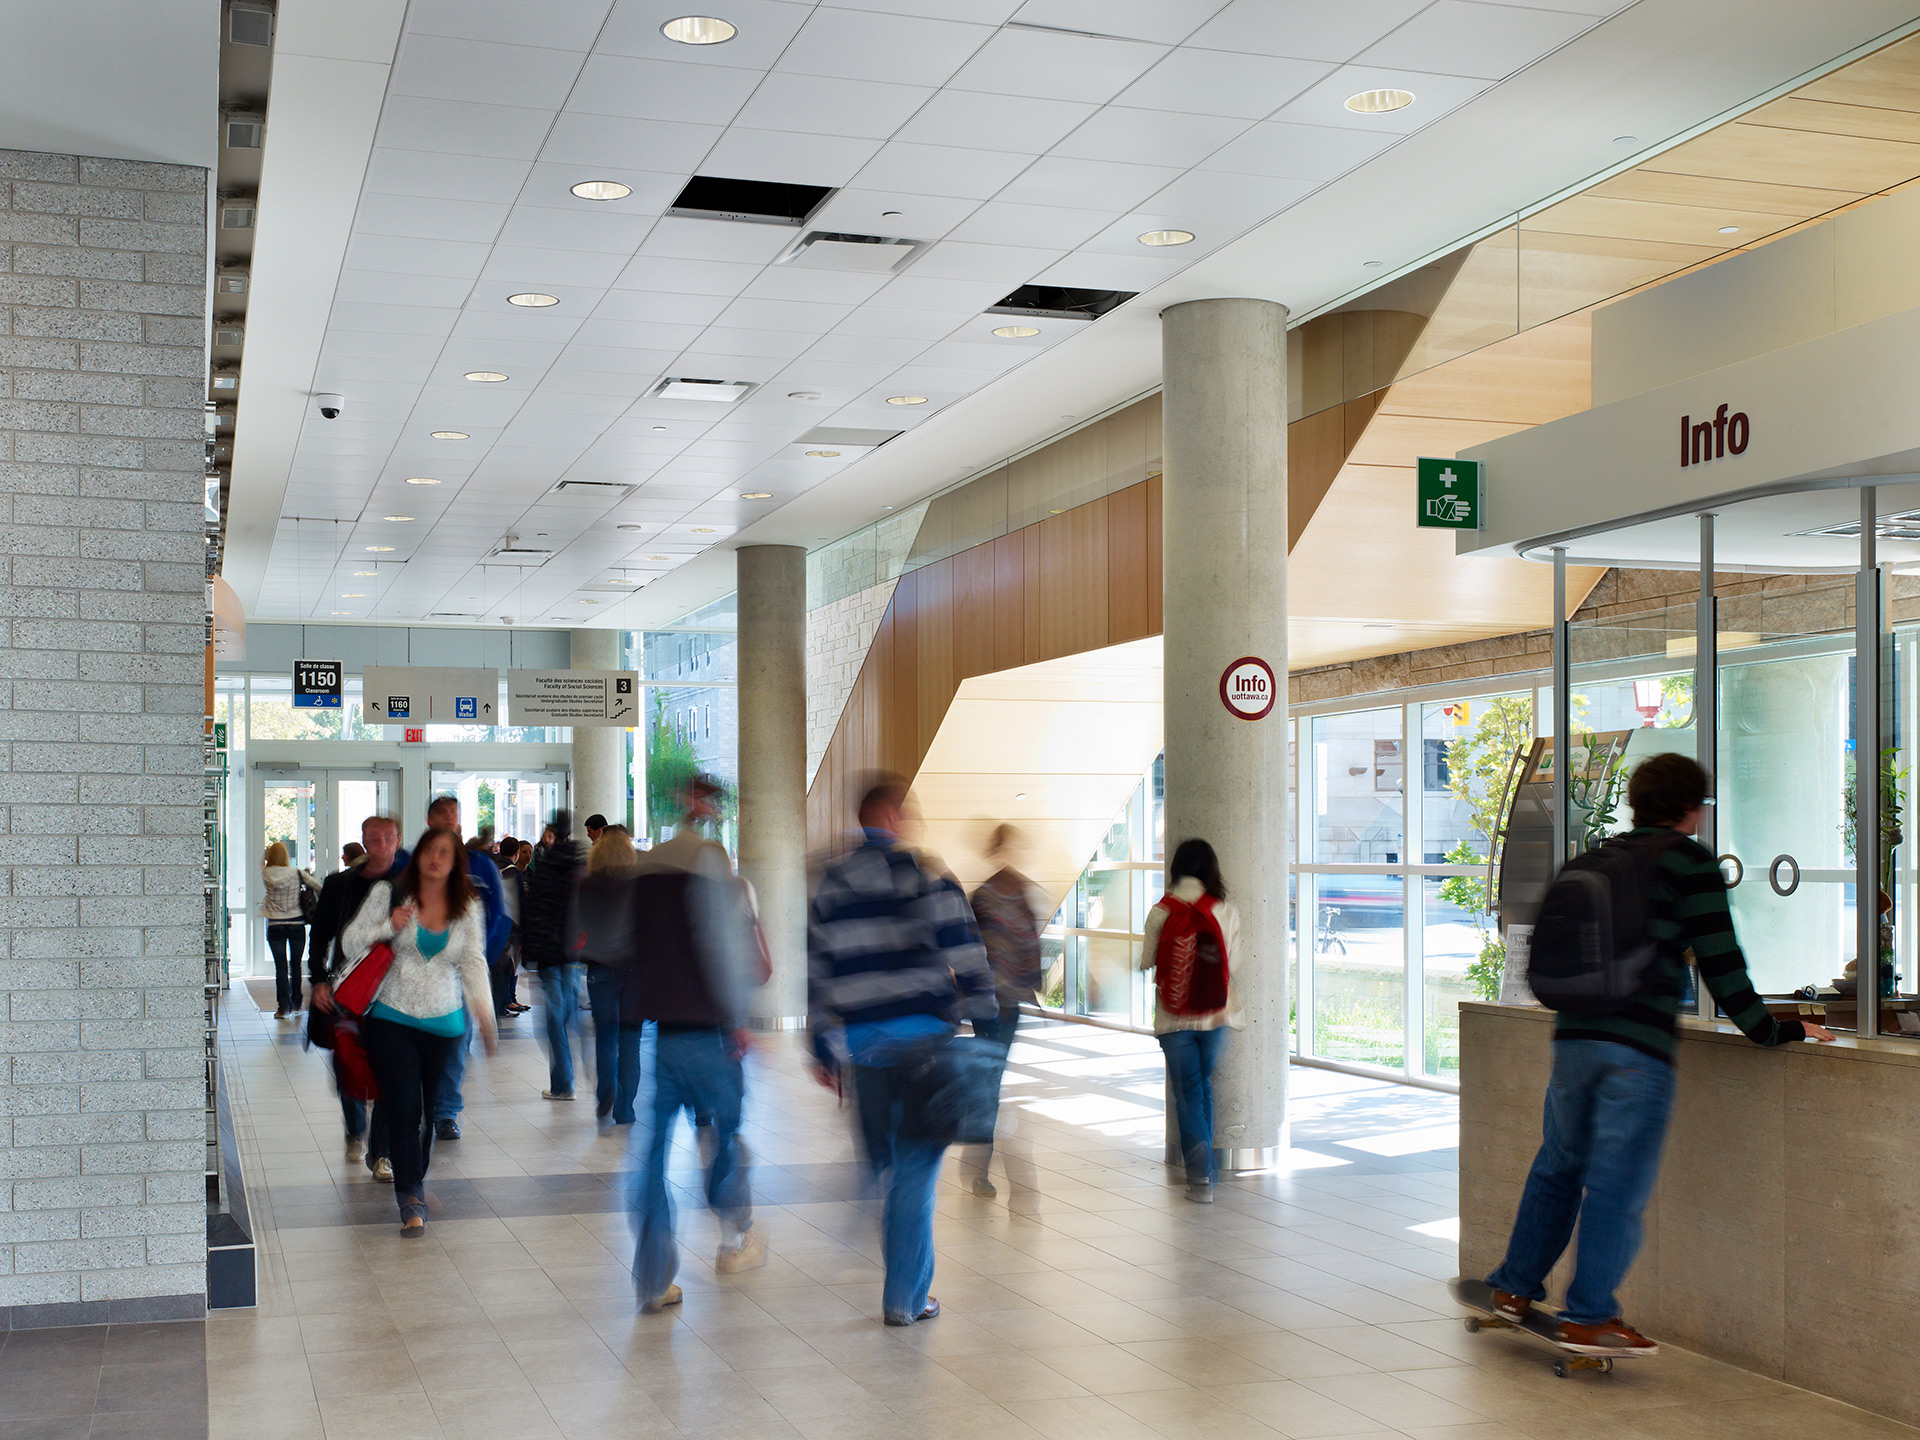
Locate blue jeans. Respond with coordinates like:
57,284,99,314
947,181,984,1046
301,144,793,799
540,963,583,1094
1159,1027,1226,1186
585,963,641,1124
851,1061,945,1323
1487,1039,1677,1326
432,1018,471,1122
633,1028,749,1304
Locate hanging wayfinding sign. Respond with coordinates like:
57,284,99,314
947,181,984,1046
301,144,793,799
1416,456,1483,529
361,666,499,724
293,659,342,709
508,669,641,727
1219,656,1277,721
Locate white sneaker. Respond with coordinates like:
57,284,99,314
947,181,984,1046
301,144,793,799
715,1228,766,1274
345,1137,365,1164
371,1157,394,1183
641,1283,683,1315
1184,1182,1214,1204
542,1089,575,1101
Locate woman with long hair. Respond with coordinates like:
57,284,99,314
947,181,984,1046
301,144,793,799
1138,838,1242,1204
341,827,497,1235
260,840,318,1020
964,822,1045,1197
575,826,643,1124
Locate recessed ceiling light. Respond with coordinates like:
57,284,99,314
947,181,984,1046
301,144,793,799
331,611,350,616
652,425,668,432
660,15,736,44
1717,225,1740,235
1015,792,1027,800
1345,88,1414,114
465,371,508,383
340,592,365,598
645,554,671,561
881,505,894,511
1614,134,1638,146
992,325,1040,338
887,395,928,405
365,545,394,552
571,179,632,201
431,430,468,440
1363,260,1384,268
788,390,822,401
383,515,413,522
405,476,440,486
740,491,772,500
690,526,717,533
617,524,644,531
806,449,841,458
507,292,559,307
581,599,600,605
882,210,903,217
1137,229,1194,247
352,570,376,576
1049,509,1064,515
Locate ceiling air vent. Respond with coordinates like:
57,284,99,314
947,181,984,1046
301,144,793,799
778,231,927,274
666,175,833,227
487,545,553,561
213,323,245,348
648,377,756,402
551,481,635,499
216,267,249,296
429,612,481,621
224,112,266,150
220,201,256,231
798,427,902,448
988,283,1137,321
229,2,273,46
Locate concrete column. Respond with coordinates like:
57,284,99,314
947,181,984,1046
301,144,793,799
1161,297,1291,1170
736,545,809,1026
570,629,627,828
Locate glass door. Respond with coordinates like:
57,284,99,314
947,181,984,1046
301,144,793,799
247,768,396,975
428,769,570,849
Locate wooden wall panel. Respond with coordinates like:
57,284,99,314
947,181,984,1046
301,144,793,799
992,532,1025,673
952,541,997,683
1038,499,1108,661
1146,471,1163,637
1107,482,1150,643
915,557,954,761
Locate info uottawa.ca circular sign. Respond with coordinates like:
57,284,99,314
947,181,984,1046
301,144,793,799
1219,656,1277,721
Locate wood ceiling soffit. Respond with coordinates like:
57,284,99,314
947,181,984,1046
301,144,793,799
1380,314,1590,427
1643,121,1920,193
1587,168,1856,218
1749,95,1920,146
1793,33,1920,112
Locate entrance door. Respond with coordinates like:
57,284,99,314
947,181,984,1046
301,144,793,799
428,768,571,848
247,767,398,976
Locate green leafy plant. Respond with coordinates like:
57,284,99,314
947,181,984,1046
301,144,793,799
1842,744,1908,901
1437,696,1534,1002
644,691,703,843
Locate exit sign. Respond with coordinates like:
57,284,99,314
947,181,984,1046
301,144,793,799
1417,457,1483,530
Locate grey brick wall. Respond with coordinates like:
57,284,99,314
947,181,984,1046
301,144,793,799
0,149,209,1313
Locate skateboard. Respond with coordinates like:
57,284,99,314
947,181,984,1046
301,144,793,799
1447,1277,1651,1377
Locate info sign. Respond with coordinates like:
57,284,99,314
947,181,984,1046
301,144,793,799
292,659,342,709
1416,457,1483,530
1219,656,1277,721
508,670,641,728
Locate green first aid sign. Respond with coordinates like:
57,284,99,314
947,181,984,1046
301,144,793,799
1417,457,1483,530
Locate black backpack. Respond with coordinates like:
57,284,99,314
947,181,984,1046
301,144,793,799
1527,831,1681,1015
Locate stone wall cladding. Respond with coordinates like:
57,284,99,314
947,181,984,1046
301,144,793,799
0,151,208,1311
806,579,897,787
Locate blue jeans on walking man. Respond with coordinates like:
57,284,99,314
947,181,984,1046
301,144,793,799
633,1028,751,1305
1159,1027,1226,1186
850,1059,945,1324
1486,1039,1677,1326
540,962,584,1094
585,962,641,1124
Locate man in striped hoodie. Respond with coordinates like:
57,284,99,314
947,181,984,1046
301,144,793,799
809,775,995,1327
1487,752,1833,1356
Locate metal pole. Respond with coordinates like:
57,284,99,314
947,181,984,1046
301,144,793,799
1552,548,1570,868
1696,514,1717,1019
1857,487,1880,1038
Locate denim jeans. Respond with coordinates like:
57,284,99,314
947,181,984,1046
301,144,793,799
851,1061,946,1323
585,963,641,1124
539,962,583,1094
632,1028,749,1304
1487,1039,1677,1326
1159,1027,1227,1186
266,923,306,1011
359,1016,458,1207
432,1018,471,1122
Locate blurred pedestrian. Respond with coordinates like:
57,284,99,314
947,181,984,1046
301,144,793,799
261,841,320,1020
1140,838,1241,1204
963,823,1045,1197
496,837,530,1016
341,842,366,867
427,796,510,1141
522,809,587,1100
809,776,995,1326
340,827,497,1236
575,826,643,1125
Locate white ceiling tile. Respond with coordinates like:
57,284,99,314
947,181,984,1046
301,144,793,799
775,8,994,88
544,369,664,396
949,29,1168,104
1050,107,1250,169
355,193,511,244
479,246,631,288
871,274,1010,313
1188,0,1429,62
852,143,1035,200
773,357,906,391
464,280,611,314
1010,0,1229,43
807,189,980,241
550,344,682,375
376,96,558,160
438,339,568,371
735,74,937,141
364,148,535,204
1202,120,1395,180
948,313,1080,347
597,0,813,68
538,113,724,172
572,317,708,350
408,0,617,50
946,200,1113,249
516,163,685,213
345,233,494,279
1113,48,1331,120
715,296,857,333
1359,1,1595,80
831,308,972,340
611,255,765,296
997,156,1183,211
592,289,732,325
639,216,794,265
831,0,1021,21
1029,251,1181,291
895,91,1093,155
451,310,586,343
886,362,1016,392
744,266,894,305
495,205,659,253
328,298,464,335
390,35,586,110
1272,64,1495,133
567,54,764,124
700,128,885,188
907,240,1062,286
913,338,1029,371
1144,168,1316,222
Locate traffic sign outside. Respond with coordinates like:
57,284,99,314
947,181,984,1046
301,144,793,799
1416,457,1483,530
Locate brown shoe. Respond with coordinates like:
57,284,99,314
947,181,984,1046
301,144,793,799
1557,1317,1658,1356
1491,1290,1531,1322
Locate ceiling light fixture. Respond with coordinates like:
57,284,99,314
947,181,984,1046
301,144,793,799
788,390,822,401
660,15,736,44
464,371,508,383
507,292,559,307
383,515,413,522
887,395,928,406
617,524,644,531
806,449,841,458
365,545,394,552
1015,792,1027,800
431,430,468,440
340,592,365,598
1614,134,1638,146
690,526,717,533
571,180,632,201
992,325,1040,338
1137,229,1194,247
740,491,772,499
1717,225,1740,235
645,555,671,561
405,476,440,486
1363,260,1384,268
1345,88,1414,114
331,610,350,616
352,570,376,577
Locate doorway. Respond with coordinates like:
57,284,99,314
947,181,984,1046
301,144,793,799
245,766,397,978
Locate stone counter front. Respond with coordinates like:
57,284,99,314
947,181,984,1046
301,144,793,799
1459,1002,1920,1427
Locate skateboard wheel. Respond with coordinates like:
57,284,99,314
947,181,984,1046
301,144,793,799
1552,1361,1568,1378
1601,1359,1614,1374
1464,1317,1481,1333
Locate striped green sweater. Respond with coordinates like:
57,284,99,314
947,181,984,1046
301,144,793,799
1553,828,1808,1062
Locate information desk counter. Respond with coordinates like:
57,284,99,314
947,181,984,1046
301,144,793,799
1459,1001,1919,1426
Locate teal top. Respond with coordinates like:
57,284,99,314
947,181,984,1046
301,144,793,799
367,923,465,1035
415,923,449,958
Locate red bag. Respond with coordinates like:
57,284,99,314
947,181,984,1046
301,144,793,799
332,941,394,1018
1154,895,1229,1015
331,1015,379,1101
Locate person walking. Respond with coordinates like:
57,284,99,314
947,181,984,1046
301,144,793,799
1139,838,1241,1205
260,841,319,1020
809,777,995,1327
630,778,766,1312
495,838,530,1018
963,823,1044,1198
339,826,497,1236
522,809,588,1100
1485,753,1833,1355
575,826,643,1126
424,796,510,1141
309,816,408,1178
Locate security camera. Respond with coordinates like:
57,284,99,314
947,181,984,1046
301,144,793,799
499,614,515,625
314,392,345,420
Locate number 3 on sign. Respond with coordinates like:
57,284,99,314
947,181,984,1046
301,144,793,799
1219,657,1276,721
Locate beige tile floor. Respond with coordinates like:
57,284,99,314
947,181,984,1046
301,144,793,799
209,984,1916,1440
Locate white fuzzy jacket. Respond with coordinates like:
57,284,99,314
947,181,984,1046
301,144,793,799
340,880,493,1030
261,864,318,922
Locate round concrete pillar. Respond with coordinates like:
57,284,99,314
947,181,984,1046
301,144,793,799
1161,297,1290,1171
736,545,808,1026
570,629,627,829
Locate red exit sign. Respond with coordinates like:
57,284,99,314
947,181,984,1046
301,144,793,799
404,728,424,743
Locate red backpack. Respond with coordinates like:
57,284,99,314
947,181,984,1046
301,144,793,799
1153,893,1229,1015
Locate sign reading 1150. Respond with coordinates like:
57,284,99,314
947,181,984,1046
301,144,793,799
293,660,342,709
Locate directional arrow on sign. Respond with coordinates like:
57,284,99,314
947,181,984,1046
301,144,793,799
368,698,384,714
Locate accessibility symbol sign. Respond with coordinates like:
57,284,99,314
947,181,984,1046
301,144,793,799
1417,457,1483,531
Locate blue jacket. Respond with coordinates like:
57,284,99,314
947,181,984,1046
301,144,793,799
465,848,512,960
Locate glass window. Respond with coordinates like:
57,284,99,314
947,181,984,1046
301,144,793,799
1422,695,1534,864
1422,876,1486,1078
1312,708,1404,864
1311,873,1406,1069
